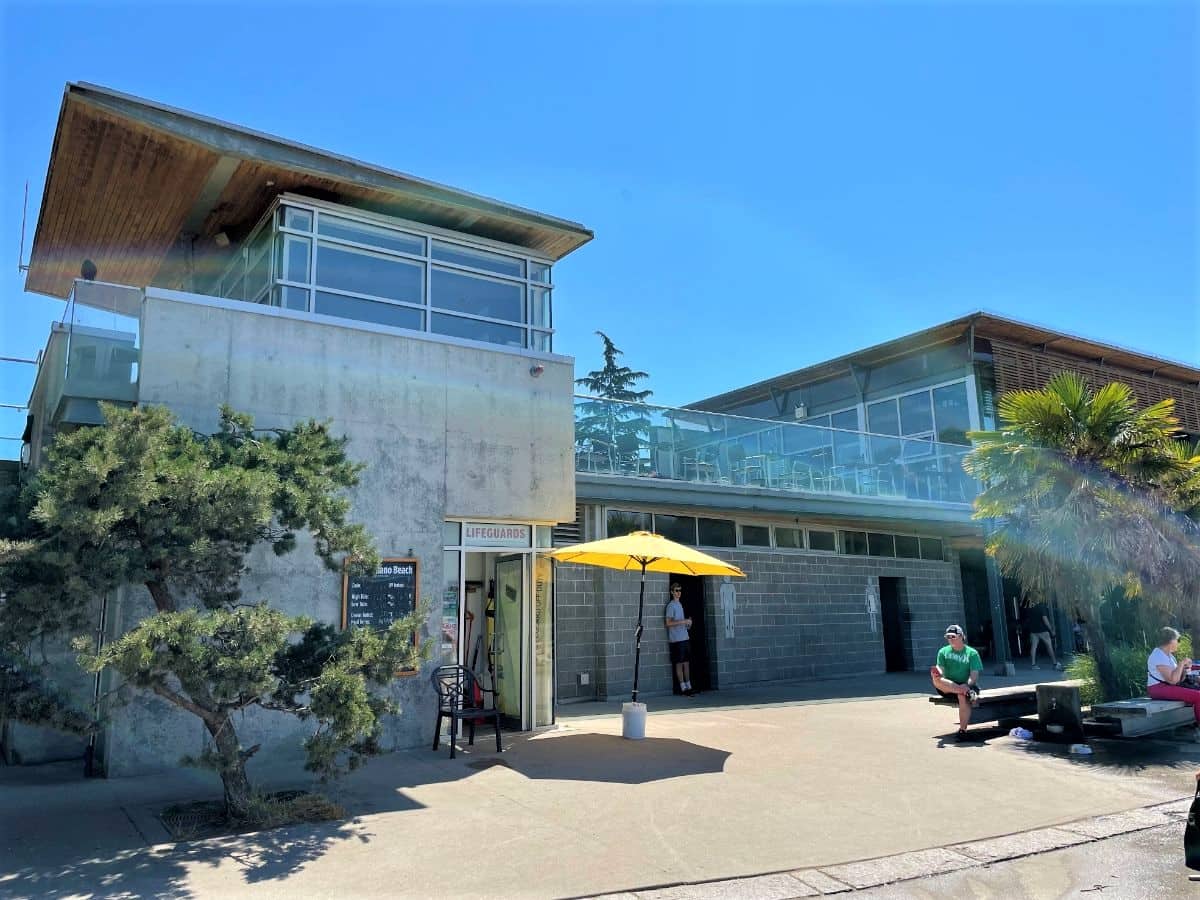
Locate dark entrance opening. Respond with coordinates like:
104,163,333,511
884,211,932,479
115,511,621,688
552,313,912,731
879,577,911,672
669,574,711,693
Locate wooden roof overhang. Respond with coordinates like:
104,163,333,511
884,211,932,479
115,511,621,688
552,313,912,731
25,83,594,300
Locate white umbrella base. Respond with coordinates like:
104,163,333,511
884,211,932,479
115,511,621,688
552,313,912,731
622,702,647,740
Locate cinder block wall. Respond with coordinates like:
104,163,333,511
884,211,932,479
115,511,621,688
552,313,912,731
554,548,964,701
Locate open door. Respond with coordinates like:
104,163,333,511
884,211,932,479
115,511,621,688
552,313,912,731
493,555,524,727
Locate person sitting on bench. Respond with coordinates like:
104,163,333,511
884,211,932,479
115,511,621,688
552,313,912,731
930,624,983,741
1147,627,1200,725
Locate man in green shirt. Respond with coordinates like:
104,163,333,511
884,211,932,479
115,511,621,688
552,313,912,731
930,624,983,741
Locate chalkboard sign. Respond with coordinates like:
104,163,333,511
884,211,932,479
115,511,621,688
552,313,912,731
341,558,419,631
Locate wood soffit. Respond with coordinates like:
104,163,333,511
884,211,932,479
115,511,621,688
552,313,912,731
26,86,592,299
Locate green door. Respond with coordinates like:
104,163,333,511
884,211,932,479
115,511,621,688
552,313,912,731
494,555,524,726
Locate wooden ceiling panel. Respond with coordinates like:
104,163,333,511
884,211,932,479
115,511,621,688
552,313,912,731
991,340,1200,436
26,98,220,298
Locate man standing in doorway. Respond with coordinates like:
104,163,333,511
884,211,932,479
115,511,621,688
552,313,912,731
665,582,695,696
1025,596,1063,671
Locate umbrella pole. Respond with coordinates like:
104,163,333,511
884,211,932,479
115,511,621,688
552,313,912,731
631,562,646,703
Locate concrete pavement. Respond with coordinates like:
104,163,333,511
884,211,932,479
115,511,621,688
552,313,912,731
2,674,1197,898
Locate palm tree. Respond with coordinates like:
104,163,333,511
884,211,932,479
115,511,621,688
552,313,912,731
964,372,1200,698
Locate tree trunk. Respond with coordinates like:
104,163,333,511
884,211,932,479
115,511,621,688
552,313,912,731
205,711,253,820
1082,605,1121,701
145,580,175,613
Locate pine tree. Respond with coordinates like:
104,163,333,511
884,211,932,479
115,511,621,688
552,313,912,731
575,332,653,474
0,403,425,818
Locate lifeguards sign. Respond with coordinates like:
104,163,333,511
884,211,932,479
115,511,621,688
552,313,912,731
462,522,531,548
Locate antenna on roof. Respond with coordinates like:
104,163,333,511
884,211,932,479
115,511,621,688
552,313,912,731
17,180,29,273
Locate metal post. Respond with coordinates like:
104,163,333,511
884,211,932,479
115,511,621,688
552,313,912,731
631,565,647,703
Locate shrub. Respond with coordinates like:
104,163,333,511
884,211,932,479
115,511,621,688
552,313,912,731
1066,634,1193,705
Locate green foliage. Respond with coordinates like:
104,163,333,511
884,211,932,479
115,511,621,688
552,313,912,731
77,604,425,782
0,402,416,817
1066,634,1193,705
575,332,653,472
0,655,93,735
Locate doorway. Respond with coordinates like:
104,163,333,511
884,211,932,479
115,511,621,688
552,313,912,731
492,555,524,728
449,532,555,733
879,577,911,672
670,574,711,693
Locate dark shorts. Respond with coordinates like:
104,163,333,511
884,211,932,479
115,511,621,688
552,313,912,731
669,640,691,665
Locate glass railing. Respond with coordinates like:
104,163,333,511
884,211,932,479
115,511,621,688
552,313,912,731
574,396,977,505
42,302,140,426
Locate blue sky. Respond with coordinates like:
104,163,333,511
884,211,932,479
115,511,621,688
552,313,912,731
1,1,1196,456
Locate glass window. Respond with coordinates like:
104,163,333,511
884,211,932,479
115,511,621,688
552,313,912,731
899,392,934,436
531,331,552,352
933,381,972,445
895,534,921,558
431,313,525,348
442,550,460,663
314,292,424,330
277,235,311,283
867,400,899,435
654,514,696,545
443,521,461,545
607,509,651,537
317,243,424,304
432,240,524,278
281,206,313,231
831,408,865,465
274,285,310,311
535,525,553,548
841,530,868,555
529,261,551,283
698,518,736,547
808,530,837,552
868,532,896,557
530,286,551,328
432,269,524,322
775,526,803,549
806,373,859,410
920,537,945,561
740,524,771,547
318,214,425,256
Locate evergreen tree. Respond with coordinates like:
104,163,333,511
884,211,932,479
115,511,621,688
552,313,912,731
575,332,653,473
0,403,425,818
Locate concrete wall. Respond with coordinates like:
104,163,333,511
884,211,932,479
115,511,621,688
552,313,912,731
555,548,964,701
97,290,575,776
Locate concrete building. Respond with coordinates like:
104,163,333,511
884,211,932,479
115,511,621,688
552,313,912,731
7,84,1199,773
6,83,590,772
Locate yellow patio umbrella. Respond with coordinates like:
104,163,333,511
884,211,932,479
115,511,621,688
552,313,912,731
548,531,745,703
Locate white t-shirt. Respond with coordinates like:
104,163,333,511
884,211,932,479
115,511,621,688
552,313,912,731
1147,647,1176,687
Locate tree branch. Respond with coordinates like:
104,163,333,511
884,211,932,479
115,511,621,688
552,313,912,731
151,683,216,725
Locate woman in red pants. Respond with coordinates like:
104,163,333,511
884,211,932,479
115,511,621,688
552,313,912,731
1147,627,1200,723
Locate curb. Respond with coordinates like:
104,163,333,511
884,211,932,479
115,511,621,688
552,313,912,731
580,797,1193,899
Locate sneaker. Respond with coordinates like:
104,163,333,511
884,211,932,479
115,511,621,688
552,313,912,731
956,730,970,742
684,689,698,697
1054,662,1064,671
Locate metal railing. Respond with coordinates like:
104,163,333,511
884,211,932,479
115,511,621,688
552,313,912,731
574,396,976,505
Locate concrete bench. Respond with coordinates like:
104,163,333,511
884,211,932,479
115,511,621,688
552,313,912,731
928,683,1041,727
1089,698,1195,737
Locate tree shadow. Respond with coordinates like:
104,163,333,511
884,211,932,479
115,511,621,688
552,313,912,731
0,817,373,899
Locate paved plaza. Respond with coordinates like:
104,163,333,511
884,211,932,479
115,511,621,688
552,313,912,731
3,673,1198,898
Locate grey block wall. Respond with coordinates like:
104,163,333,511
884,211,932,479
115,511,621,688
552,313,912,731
554,548,964,701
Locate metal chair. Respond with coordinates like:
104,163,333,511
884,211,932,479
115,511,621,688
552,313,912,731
431,665,502,759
